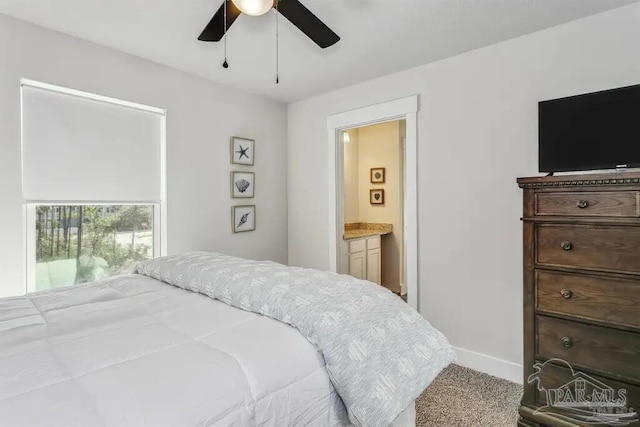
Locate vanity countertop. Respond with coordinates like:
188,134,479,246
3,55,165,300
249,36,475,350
343,223,393,240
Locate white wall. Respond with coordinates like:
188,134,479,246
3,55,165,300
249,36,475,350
356,121,403,293
0,14,288,297
287,3,640,382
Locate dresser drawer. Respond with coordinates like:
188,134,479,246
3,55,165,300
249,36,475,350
537,316,640,381
536,224,640,275
536,270,640,329
532,360,640,417
535,191,640,217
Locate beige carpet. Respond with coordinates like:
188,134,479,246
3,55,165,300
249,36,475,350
416,364,522,426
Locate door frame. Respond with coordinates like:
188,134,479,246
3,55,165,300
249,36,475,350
327,95,419,310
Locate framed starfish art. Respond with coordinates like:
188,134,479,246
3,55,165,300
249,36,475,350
231,136,255,166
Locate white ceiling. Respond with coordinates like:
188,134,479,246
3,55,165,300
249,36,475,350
0,0,637,102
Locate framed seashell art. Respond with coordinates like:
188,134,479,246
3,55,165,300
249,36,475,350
370,189,385,205
370,167,385,184
231,171,255,198
232,205,255,233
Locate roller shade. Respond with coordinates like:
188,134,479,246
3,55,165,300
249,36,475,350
21,82,164,203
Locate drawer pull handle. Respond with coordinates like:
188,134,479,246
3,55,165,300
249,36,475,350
561,337,573,348
560,241,573,251
560,289,573,299
576,200,589,209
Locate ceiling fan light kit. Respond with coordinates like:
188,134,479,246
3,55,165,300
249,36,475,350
230,0,273,17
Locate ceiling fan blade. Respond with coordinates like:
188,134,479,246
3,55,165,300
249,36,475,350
277,0,340,49
198,0,242,42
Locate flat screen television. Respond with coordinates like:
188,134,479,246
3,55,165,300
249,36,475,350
539,84,640,173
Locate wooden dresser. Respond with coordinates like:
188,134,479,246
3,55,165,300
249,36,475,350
517,173,640,427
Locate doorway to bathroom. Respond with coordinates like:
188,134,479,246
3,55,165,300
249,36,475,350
327,95,418,310
339,121,406,299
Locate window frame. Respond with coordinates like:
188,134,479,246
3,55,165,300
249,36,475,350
20,79,167,294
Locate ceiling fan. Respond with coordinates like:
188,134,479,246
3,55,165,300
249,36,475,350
198,0,340,49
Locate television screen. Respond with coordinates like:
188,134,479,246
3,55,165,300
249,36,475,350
539,84,640,173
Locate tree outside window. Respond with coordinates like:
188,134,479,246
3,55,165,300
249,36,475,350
35,205,153,291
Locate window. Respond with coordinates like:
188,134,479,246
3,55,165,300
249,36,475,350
30,205,155,292
21,80,166,293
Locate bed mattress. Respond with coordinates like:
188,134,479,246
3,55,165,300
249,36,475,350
0,274,350,426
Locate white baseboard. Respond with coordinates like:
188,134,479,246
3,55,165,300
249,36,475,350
400,282,407,295
452,346,523,384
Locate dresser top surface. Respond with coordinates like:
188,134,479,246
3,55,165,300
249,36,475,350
517,172,640,188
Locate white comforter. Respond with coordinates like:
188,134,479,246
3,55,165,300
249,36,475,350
0,274,349,426
135,253,454,427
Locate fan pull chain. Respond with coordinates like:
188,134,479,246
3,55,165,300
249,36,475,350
223,0,229,68
275,0,279,84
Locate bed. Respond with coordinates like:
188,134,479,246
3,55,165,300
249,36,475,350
0,253,454,426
